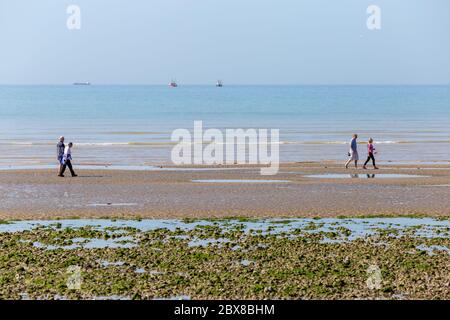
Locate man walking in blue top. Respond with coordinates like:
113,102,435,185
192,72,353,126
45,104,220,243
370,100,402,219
345,134,359,169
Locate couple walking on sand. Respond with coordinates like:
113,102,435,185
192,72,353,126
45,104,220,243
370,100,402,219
345,134,379,170
57,136,77,177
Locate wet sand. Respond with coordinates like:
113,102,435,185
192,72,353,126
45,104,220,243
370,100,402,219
0,162,449,220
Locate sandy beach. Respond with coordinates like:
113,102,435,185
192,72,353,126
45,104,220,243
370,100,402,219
2,162,449,300
1,162,449,220
2,2,450,303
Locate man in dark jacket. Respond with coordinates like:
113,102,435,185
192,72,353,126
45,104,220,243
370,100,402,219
57,136,65,175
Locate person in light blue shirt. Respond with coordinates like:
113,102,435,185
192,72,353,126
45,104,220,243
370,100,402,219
345,134,359,169
58,142,78,177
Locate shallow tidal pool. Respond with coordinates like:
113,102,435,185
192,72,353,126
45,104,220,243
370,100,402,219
303,174,429,179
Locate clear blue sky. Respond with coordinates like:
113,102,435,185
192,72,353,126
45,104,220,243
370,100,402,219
0,0,449,85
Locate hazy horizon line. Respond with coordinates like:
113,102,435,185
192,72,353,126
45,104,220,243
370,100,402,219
1,83,450,87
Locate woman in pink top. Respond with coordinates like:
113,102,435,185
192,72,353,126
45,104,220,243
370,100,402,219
363,138,379,169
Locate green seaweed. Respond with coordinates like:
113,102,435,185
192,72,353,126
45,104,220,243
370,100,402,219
0,219,449,300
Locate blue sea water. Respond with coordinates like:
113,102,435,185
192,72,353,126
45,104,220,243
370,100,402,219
0,85,449,167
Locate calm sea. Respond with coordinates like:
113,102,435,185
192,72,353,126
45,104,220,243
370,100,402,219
0,85,449,168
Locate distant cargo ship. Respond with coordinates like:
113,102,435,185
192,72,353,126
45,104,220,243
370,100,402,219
73,82,91,85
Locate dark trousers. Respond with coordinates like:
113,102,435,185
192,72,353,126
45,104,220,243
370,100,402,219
59,160,76,176
364,153,376,167
58,156,63,173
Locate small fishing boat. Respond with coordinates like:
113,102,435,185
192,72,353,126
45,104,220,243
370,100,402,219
216,80,223,87
169,80,178,87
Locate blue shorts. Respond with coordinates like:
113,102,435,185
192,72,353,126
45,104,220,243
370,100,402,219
58,156,64,165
